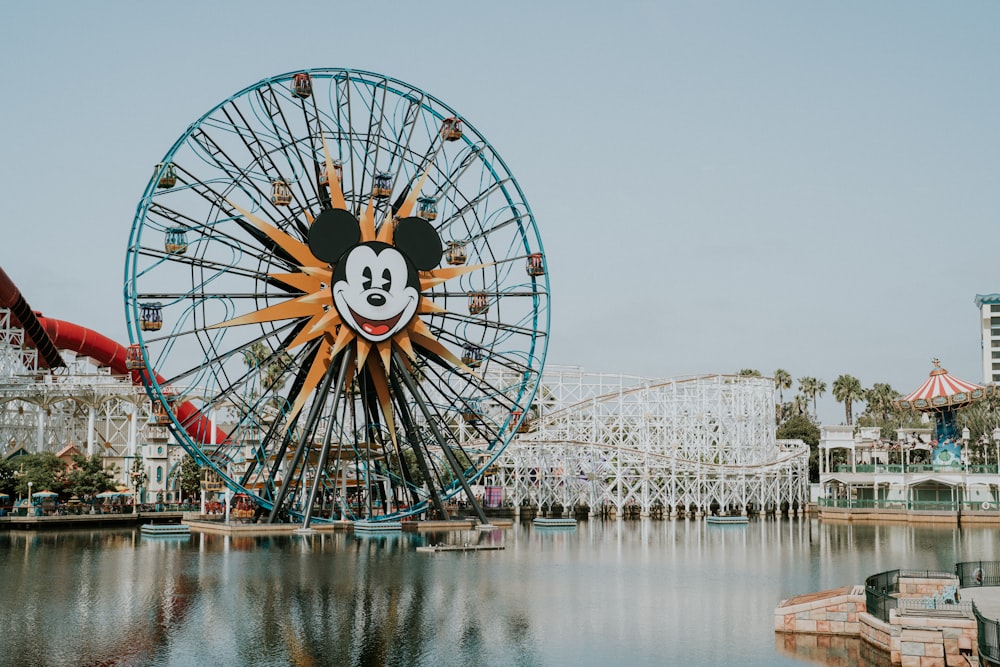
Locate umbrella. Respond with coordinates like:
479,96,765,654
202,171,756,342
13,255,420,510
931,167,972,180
96,491,126,498
31,490,58,498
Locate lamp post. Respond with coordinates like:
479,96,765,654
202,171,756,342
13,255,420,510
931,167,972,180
27,481,32,507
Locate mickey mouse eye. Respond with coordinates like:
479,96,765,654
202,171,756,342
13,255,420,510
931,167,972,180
362,266,373,290
381,268,392,291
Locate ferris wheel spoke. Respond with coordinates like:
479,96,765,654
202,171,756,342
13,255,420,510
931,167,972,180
391,349,490,523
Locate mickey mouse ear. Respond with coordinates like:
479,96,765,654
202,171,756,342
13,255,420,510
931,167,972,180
394,217,442,271
308,209,361,263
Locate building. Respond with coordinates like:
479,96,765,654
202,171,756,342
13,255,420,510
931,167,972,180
975,293,1000,384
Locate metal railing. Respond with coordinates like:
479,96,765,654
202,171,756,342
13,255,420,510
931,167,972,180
832,464,1000,474
865,569,899,623
957,561,1000,665
818,498,997,512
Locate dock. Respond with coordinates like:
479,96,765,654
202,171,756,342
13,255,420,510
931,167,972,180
140,523,191,537
706,515,749,525
532,517,577,527
416,543,505,553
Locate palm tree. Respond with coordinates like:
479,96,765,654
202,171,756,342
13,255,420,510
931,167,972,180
865,383,898,421
832,374,864,425
773,369,792,405
798,376,827,421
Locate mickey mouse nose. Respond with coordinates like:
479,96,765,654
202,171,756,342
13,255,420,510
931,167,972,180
367,293,386,307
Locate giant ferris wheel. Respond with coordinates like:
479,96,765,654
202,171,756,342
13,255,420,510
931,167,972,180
124,69,549,524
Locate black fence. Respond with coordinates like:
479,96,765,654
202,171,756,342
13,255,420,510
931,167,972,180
958,561,1000,666
956,561,1000,588
865,569,899,623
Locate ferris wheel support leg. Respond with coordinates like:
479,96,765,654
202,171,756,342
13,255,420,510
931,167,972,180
301,351,353,530
392,351,491,527
268,358,339,524
389,374,449,520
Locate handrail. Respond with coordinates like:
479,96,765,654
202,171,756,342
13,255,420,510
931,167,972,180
864,569,899,623
956,561,1000,664
818,498,998,512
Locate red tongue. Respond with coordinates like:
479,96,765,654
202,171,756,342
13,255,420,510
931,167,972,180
363,323,390,336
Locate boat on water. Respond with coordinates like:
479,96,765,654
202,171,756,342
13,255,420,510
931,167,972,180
353,520,402,532
532,517,577,527
706,515,749,525
140,523,191,536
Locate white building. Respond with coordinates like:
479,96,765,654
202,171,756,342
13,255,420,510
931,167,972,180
975,294,1000,384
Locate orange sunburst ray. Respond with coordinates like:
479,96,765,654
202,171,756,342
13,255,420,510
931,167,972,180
209,297,321,330
355,338,372,370
406,320,467,371
394,333,417,362
305,310,343,337
367,356,399,451
329,325,355,358
287,338,332,421
417,297,446,314
285,313,329,350
224,198,317,267
359,198,376,242
269,272,323,293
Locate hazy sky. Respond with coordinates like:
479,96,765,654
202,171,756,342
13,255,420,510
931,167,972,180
1,1,998,423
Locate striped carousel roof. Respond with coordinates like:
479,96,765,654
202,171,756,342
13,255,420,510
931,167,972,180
893,359,994,412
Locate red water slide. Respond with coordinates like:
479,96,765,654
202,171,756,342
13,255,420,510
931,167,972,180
0,266,226,445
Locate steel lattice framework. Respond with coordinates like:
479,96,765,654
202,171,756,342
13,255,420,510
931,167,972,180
492,367,809,517
0,309,155,460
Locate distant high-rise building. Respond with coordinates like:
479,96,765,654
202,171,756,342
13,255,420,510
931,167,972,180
975,294,1000,384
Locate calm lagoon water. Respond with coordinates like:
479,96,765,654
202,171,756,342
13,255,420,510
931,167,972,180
3,518,999,667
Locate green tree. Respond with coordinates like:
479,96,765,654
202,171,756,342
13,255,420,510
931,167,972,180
798,376,827,421
130,452,148,500
777,414,821,482
738,369,762,377
832,374,865,426
177,455,202,501
64,454,117,498
15,453,66,498
0,458,17,497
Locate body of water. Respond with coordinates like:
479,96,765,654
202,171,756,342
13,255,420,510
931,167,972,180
2,518,998,666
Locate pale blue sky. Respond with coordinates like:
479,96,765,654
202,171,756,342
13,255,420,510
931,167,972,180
1,1,998,423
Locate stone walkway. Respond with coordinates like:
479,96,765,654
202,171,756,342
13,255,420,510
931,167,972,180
961,586,1000,619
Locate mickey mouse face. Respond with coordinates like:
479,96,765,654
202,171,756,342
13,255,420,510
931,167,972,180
308,208,442,343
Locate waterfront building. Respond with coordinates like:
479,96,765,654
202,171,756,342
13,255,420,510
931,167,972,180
818,360,999,522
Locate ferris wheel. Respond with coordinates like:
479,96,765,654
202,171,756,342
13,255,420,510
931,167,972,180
124,69,549,523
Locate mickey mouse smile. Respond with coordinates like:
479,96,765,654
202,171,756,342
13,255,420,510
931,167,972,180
345,303,407,338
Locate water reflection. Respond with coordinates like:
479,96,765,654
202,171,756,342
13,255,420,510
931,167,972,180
2,520,999,666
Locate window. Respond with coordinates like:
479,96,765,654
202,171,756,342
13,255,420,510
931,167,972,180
156,466,162,483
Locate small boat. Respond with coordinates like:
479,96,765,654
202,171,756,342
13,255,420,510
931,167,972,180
416,543,505,553
140,523,191,536
532,517,577,528
353,520,402,532
706,515,749,525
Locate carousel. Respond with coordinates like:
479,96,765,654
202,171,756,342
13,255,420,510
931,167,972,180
819,359,1000,519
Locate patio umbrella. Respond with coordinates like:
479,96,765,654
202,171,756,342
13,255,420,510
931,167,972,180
95,491,121,498
31,490,58,498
